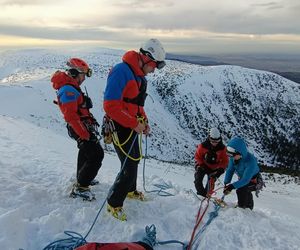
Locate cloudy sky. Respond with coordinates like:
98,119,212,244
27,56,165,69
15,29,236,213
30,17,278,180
1,0,300,55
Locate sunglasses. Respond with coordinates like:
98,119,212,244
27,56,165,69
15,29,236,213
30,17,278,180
141,52,166,70
79,68,92,77
156,60,166,69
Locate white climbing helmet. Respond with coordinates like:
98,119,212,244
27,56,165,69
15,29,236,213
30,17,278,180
140,38,166,62
209,127,221,140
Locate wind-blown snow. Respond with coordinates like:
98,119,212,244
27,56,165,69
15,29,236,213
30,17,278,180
0,48,299,250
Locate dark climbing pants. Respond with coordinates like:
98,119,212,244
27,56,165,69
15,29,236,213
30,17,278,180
77,140,104,187
236,183,256,210
107,124,141,208
194,167,216,197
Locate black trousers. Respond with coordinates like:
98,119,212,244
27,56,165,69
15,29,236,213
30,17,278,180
236,183,256,210
194,167,217,197
107,124,140,208
77,140,104,187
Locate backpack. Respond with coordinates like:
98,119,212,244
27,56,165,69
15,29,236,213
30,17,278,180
250,172,266,197
75,242,152,250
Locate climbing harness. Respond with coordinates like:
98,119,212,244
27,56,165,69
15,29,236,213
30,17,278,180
101,115,114,144
102,115,144,161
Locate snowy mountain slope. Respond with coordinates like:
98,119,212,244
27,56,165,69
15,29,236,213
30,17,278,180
151,61,300,168
0,115,300,250
0,48,299,169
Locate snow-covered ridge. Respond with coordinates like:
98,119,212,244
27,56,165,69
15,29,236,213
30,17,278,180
0,115,299,249
0,48,299,169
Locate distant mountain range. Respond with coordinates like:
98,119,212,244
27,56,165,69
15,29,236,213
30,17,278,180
0,48,299,170
167,53,300,84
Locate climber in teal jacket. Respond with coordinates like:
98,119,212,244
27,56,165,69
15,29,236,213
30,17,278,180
223,136,260,209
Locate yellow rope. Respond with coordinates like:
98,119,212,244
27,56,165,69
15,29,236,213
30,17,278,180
112,131,143,161
111,117,146,161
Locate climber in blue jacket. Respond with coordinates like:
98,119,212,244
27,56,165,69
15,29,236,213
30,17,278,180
223,136,260,210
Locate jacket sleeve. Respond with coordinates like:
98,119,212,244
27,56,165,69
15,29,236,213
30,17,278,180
138,106,148,122
232,157,258,189
58,87,89,140
103,100,139,128
195,144,206,167
223,159,235,185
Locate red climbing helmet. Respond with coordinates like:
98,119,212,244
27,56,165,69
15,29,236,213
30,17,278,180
67,58,92,77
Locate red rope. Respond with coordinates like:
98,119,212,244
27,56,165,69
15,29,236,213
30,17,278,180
187,178,216,250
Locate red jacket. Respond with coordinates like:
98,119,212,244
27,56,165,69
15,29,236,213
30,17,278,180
51,71,93,140
195,139,229,171
103,51,147,128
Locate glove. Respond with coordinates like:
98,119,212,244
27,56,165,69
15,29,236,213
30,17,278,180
210,168,225,179
223,184,235,195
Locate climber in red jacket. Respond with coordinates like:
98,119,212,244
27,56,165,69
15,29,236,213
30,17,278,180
194,128,229,197
51,58,104,201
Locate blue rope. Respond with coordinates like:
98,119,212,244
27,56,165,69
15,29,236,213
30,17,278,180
158,240,188,249
142,136,175,197
143,224,188,249
43,134,139,250
42,231,87,250
191,195,225,250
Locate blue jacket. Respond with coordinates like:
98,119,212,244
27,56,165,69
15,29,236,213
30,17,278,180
224,137,260,189
103,51,147,128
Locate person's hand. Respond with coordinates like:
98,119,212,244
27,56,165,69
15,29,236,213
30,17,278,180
143,124,151,135
223,184,234,195
134,122,146,134
210,168,225,178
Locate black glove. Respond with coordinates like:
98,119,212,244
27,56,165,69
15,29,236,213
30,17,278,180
210,168,225,179
223,184,235,195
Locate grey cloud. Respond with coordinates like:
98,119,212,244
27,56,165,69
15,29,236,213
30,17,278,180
0,0,56,5
1,24,300,55
1,0,300,42
84,6,300,35
111,0,174,8
250,1,284,10
0,24,144,42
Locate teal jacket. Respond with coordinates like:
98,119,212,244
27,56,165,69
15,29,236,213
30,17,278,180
224,137,260,189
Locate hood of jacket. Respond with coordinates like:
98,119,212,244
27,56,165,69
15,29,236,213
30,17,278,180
122,51,145,77
227,137,248,158
51,71,79,90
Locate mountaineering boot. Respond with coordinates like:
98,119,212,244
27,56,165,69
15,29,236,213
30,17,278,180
107,204,127,221
90,179,100,186
70,183,95,201
127,190,145,201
